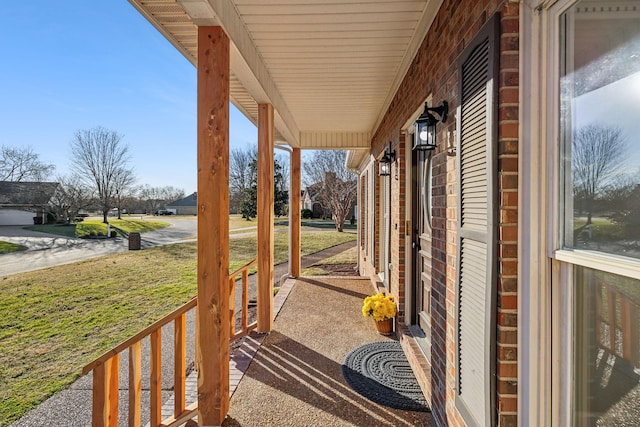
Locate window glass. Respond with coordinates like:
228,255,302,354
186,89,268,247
560,1,640,259
573,265,640,425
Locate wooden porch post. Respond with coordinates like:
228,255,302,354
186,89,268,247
290,147,301,277
257,103,274,332
196,26,230,426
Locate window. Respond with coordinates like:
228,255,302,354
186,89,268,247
560,1,640,259
558,1,640,424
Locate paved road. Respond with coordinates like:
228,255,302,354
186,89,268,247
0,217,199,277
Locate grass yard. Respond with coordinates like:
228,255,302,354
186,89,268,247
0,242,27,254
0,229,356,426
301,246,358,276
574,217,640,241
26,219,170,238
229,214,356,231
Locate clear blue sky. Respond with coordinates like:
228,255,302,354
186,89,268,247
0,1,258,194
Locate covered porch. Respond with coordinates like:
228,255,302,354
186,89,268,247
84,0,441,425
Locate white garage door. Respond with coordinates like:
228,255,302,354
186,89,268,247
0,209,37,226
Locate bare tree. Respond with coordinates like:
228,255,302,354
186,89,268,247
572,124,627,224
304,150,357,232
0,145,55,181
113,167,136,219
49,174,94,223
138,185,185,214
70,127,134,223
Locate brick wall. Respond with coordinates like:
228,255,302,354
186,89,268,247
496,3,519,426
368,1,519,426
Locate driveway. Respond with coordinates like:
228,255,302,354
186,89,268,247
0,217,199,277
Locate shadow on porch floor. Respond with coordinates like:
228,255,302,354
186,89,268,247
221,276,434,427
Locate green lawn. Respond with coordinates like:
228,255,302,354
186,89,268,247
25,219,170,238
0,242,27,254
301,246,358,276
229,214,357,231
0,229,356,426
574,217,640,241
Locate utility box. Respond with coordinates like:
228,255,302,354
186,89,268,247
129,232,141,250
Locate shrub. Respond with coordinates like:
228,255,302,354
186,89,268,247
301,208,312,219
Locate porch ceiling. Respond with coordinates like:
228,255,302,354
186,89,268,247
128,0,441,151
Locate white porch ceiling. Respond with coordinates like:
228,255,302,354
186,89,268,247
128,0,442,150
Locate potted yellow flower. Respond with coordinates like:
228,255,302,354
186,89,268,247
362,293,397,335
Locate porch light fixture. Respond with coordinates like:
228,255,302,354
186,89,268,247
378,143,396,177
413,100,448,151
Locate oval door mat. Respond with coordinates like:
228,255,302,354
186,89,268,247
342,341,430,412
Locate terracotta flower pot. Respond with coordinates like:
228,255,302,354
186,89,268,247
375,318,394,335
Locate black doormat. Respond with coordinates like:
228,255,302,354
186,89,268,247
342,341,430,412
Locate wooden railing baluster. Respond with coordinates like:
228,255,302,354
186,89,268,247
150,329,162,427
174,314,186,417
242,268,249,331
92,361,108,427
229,276,236,336
84,257,259,427
596,282,640,369
108,354,119,425
607,287,617,353
129,341,142,427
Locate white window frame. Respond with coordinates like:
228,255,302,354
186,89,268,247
519,1,562,425
520,1,640,425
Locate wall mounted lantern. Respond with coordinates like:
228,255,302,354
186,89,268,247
413,100,448,151
378,142,396,176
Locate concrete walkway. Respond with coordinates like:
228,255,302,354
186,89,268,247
222,276,433,426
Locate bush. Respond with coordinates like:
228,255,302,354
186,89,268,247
301,208,312,219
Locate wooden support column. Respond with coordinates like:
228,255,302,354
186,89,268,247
290,148,301,277
257,103,274,332
196,26,230,426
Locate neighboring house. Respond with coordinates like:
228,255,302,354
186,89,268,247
87,1,640,426
166,192,197,215
0,181,61,226
303,180,356,219
301,183,326,218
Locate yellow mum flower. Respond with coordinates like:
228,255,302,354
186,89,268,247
361,292,397,321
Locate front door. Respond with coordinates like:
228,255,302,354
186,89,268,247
413,148,432,353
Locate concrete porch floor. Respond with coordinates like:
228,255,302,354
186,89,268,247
219,276,434,427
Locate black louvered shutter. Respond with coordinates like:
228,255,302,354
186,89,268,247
455,14,499,427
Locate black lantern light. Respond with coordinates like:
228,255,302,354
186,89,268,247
378,142,396,176
413,100,448,151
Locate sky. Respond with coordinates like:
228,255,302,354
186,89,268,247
573,71,640,178
0,1,259,194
